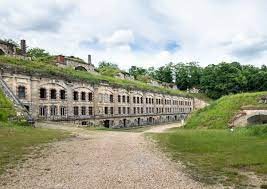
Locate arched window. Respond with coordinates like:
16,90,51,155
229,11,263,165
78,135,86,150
40,88,47,99
50,89,57,99
81,92,86,101
60,90,66,100
18,86,26,99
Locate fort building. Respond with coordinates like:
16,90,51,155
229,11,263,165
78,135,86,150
0,40,195,128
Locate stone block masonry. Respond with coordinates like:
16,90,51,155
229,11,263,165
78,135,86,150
1,71,194,128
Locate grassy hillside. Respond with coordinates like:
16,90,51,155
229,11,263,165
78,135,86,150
0,56,207,100
0,88,69,175
185,92,267,129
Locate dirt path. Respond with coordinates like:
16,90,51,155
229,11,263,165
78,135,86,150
0,123,216,189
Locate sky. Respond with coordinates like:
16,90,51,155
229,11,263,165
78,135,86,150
1,0,267,70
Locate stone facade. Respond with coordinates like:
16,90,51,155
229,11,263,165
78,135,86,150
1,72,194,128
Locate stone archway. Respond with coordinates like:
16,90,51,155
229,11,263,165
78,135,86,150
247,114,267,125
75,66,87,71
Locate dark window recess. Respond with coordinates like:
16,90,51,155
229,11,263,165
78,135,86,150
88,93,93,101
81,92,86,101
74,106,79,116
18,86,26,99
122,95,126,103
50,106,57,116
110,107,114,114
60,107,66,116
40,88,46,99
88,107,93,115
118,95,121,102
39,106,47,116
127,96,130,103
105,107,109,114
81,106,86,115
73,91,78,101
133,97,136,103
123,107,126,114
110,95,114,103
60,90,66,100
50,89,57,99
118,107,121,114
127,107,130,114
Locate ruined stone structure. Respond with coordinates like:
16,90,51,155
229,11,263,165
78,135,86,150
229,107,267,127
1,70,194,128
56,55,96,72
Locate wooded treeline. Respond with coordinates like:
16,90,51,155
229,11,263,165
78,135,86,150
127,62,267,99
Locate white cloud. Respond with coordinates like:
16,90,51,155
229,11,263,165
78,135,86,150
1,0,267,69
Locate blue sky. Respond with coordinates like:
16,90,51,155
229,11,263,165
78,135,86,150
1,0,267,69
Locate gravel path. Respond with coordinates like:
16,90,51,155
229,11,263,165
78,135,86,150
0,123,217,189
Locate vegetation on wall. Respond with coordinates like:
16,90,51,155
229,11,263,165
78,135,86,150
0,56,198,99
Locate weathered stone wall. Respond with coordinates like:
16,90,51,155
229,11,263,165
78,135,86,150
230,108,267,127
1,72,194,128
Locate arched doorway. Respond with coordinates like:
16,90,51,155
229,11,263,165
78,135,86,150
247,114,267,125
103,120,110,128
75,66,87,71
123,119,127,127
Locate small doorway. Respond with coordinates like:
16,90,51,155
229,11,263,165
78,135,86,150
104,120,110,128
138,118,141,126
123,119,127,127
148,117,153,124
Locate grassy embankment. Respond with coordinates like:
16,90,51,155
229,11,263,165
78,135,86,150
0,90,69,175
151,92,267,188
0,55,208,101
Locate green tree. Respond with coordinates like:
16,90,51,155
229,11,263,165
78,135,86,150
174,62,202,90
152,63,173,83
200,62,246,99
97,61,120,77
27,48,51,61
128,66,147,79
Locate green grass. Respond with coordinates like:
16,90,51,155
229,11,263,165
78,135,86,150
0,126,69,175
186,92,267,129
151,126,267,187
0,56,207,100
0,88,70,175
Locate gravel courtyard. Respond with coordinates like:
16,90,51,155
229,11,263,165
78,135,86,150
0,123,217,189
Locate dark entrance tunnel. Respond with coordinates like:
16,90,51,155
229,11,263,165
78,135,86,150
75,66,87,71
247,114,267,125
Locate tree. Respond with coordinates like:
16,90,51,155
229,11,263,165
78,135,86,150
152,63,174,83
200,62,246,99
128,66,147,79
174,62,202,90
27,48,51,61
97,61,120,77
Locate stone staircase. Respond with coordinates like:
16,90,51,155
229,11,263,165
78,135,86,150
0,75,34,125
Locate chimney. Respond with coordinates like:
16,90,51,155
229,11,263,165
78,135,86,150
57,55,65,64
20,39,26,55
88,54,91,64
